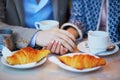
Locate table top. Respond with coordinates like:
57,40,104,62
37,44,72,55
0,47,120,80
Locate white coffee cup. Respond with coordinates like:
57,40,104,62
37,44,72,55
88,30,110,54
35,20,59,30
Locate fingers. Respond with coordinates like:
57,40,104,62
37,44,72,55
60,46,68,55
50,41,66,54
54,42,61,54
51,41,60,54
54,29,76,52
36,29,76,52
44,41,68,55
57,29,76,41
45,41,54,50
44,41,60,54
55,37,74,52
56,29,76,43
57,35,75,50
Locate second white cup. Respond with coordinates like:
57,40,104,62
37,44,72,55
35,20,59,30
88,30,110,54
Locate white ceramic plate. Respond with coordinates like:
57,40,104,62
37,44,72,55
77,41,119,56
1,57,47,69
1,47,47,69
48,53,101,72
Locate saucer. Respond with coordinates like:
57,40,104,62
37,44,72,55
77,41,119,56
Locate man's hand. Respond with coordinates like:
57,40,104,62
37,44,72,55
36,28,76,52
43,41,68,55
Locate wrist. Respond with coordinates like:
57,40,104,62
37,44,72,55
66,26,79,39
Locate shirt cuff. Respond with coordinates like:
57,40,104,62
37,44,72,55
29,33,37,47
61,23,83,40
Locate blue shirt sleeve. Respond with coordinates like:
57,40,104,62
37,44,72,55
29,33,37,47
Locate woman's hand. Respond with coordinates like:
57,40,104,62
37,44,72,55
43,41,68,55
36,28,76,52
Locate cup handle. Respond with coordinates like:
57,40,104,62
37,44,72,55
35,22,41,30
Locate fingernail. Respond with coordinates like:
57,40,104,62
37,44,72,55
55,40,59,43
65,48,68,52
60,45,63,48
58,41,61,45
51,40,55,43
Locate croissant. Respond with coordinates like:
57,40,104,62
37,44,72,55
6,47,50,65
58,54,106,70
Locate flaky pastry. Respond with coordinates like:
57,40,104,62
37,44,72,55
6,47,50,65
58,54,106,70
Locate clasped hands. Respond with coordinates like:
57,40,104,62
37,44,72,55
35,28,76,55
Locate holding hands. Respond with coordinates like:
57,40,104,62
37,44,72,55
35,28,77,55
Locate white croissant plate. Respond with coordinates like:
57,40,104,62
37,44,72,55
1,46,47,69
48,53,101,72
1,56,47,69
1,47,47,69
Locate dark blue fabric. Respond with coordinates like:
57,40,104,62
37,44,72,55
69,0,120,45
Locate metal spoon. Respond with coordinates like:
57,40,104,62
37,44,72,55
84,42,115,55
106,45,115,51
95,45,115,55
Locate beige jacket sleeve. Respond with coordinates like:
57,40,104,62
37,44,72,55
0,22,37,49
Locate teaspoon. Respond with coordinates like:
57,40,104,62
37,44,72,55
95,45,115,55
